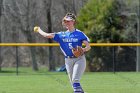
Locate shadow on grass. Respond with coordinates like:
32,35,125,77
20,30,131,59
0,70,27,74
0,70,47,75
0,68,67,75
0,70,16,73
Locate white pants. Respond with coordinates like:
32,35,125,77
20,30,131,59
65,55,86,85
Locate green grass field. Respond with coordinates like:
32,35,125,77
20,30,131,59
0,68,140,93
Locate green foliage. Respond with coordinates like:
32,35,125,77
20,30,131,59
76,0,116,71
76,0,136,71
76,0,121,43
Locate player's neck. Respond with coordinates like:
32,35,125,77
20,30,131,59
68,27,75,32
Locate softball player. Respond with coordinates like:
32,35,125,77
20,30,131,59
34,13,91,93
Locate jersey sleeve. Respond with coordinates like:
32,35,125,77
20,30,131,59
80,32,90,42
53,32,60,42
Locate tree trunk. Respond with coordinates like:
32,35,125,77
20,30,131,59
72,0,76,15
45,0,55,71
0,0,3,71
26,0,38,71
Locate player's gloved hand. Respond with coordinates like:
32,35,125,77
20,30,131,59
34,26,40,32
72,46,84,58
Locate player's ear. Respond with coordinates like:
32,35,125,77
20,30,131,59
74,20,76,25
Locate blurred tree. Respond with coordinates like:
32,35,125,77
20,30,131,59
44,0,55,71
76,0,116,71
76,0,138,71
3,0,39,71
26,0,38,71
0,0,3,71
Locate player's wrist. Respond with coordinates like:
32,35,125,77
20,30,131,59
82,48,87,52
83,47,90,52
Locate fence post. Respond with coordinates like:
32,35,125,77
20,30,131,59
113,47,116,74
136,5,140,72
16,46,19,75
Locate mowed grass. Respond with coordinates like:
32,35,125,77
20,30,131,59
0,68,140,93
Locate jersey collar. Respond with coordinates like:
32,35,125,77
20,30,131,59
67,29,76,33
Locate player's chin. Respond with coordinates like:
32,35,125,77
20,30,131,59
63,26,69,29
62,25,67,28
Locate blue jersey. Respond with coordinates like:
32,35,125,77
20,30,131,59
53,29,90,57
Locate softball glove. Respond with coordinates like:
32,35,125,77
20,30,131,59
72,46,84,58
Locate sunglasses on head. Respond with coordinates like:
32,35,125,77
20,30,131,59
66,13,76,20
63,20,72,23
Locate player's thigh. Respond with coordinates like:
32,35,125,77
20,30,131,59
65,58,74,78
72,56,86,81
65,58,74,72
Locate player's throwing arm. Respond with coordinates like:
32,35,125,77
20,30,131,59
34,26,55,38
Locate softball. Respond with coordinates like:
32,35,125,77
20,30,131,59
34,26,39,32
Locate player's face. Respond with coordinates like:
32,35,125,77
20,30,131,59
63,20,75,28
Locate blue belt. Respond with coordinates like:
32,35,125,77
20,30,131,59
65,56,76,58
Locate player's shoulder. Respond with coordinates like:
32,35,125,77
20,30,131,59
74,29,82,33
56,31,66,34
75,29,82,32
54,31,65,38
75,29,85,35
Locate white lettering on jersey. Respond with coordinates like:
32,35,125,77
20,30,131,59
62,38,78,42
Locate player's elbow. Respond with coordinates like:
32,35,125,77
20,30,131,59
44,35,54,39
